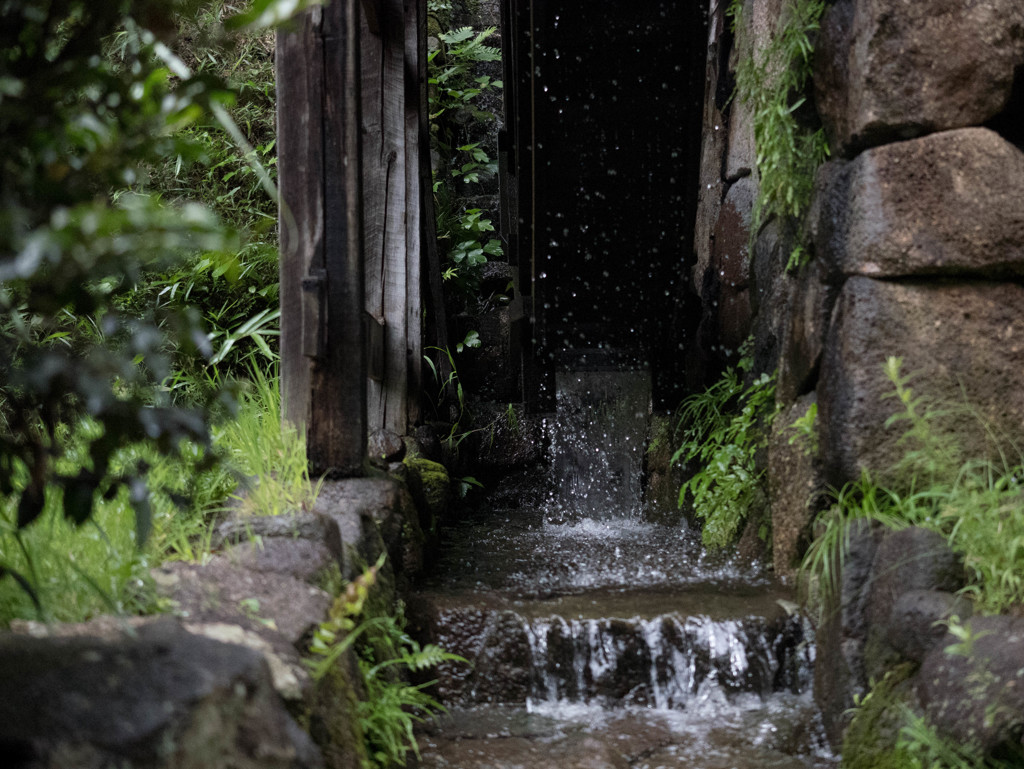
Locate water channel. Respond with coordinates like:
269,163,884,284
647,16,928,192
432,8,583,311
412,367,836,768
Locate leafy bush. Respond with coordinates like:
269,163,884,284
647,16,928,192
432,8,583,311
672,352,777,549
428,24,503,307
123,0,283,388
1,1,233,571
0,0,317,612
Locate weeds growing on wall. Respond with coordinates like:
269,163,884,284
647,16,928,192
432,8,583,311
804,358,1024,767
728,0,829,270
803,356,1024,616
672,349,777,549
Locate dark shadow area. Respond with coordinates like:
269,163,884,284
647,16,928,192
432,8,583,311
506,1,707,409
985,64,1024,150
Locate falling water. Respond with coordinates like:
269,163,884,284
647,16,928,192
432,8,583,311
413,365,833,767
549,358,651,520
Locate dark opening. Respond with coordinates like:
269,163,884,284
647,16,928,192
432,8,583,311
985,63,1024,151
503,1,707,409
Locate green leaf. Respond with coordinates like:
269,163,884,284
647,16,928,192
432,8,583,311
225,0,327,32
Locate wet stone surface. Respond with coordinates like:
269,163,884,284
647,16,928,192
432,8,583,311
417,698,836,769
412,368,835,767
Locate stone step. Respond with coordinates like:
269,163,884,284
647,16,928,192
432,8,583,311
409,585,811,709
416,700,836,769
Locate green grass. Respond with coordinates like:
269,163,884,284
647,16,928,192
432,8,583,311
215,364,321,519
0,365,318,627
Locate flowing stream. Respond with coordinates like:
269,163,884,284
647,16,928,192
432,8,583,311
412,366,836,768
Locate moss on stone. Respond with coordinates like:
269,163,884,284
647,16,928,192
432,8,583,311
403,455,451,520
842,663,917,769
308,652,369,769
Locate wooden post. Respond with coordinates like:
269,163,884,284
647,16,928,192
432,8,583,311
404,0,425,427
362,0,412,436
277,0,366,477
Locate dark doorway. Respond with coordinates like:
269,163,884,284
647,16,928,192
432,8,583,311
502,1,707,409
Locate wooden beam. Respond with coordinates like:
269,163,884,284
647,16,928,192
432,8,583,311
277,6,323,435
404,0,423,426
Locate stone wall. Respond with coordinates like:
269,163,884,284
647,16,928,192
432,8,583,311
0,469,443,769
692,0,1024,753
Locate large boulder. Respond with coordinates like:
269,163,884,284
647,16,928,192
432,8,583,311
886,589,972,665
153,559,331,647
862,528,963,633
812,129,1024,280
0,618,321,769
814,0,1024,155
818,277,1024,489
860,527,963,681
776,258,838,403
710,177,756,355
917,615,1024,758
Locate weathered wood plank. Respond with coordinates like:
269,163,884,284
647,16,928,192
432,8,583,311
276,7,324,437
404,0,423,426
362,0,409,435
360,0,381,34
277,0,367,476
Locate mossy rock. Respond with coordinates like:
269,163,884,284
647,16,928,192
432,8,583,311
403,455,451,523
842,663,918,769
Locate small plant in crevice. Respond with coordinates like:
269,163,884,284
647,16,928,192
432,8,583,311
672,349,778,550
728,0,829,270
307,556,464,769
423,339,491,459
788,401,818,457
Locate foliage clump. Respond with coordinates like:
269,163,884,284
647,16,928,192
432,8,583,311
0,0,240,592
427,14,503,308
728,0,829,269
308,557,463,768
0,0,315,622
672,350,777,549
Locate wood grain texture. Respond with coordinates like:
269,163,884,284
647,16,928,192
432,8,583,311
362,0,409,435
279,0,367,477
276,8,324,435
404,0,423,426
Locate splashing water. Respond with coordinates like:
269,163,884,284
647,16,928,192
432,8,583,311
548,360,651,521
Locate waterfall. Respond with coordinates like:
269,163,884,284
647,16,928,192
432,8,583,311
549,358,652,520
